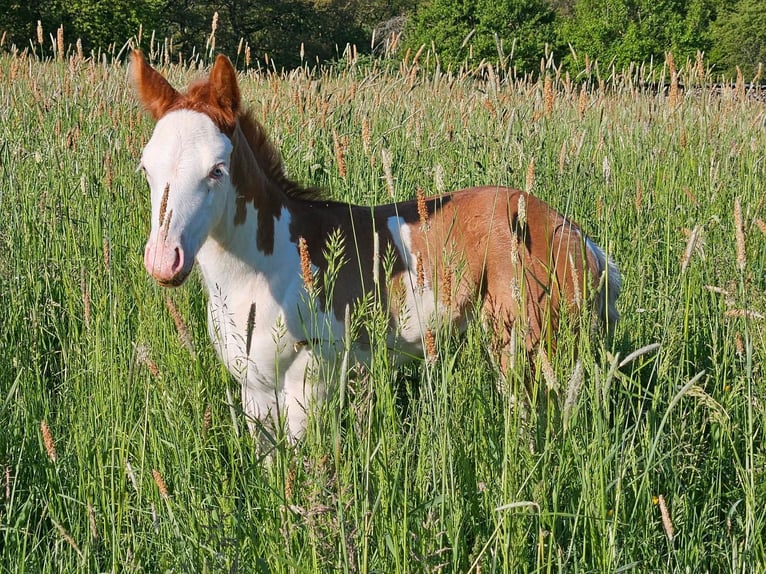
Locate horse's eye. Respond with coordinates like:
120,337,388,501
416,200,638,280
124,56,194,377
209,165,225,180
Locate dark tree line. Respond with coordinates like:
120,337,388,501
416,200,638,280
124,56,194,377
1,0,764,78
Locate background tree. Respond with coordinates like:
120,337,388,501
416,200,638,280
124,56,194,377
710,0,766,81
404,0,558,72
560,0,718,72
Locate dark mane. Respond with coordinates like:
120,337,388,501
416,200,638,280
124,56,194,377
237,110,326,201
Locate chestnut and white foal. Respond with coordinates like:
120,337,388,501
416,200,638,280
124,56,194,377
132,52,620,440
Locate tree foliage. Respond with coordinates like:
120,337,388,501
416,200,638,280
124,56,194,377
404,0,557,71
710,0,766,80
560,0,720,71
0,0,764,79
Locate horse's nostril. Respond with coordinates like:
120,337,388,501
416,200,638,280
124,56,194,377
171,247,182,272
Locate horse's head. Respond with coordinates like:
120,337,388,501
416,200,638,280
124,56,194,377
132,51,240,287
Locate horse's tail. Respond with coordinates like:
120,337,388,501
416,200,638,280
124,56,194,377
585,236,621,334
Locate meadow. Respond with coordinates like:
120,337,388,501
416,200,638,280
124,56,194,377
0,45,765,572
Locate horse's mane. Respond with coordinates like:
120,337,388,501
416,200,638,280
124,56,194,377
236,110,326,201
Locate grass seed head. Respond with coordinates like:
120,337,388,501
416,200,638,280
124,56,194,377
658,495,674,541
381,148,395,197
165,296,195,356
298,236,314,293
41,420,57,462
525,158,536,193
416,187,429,229
537,346,558,394
332,129,347,179
544,75,554,116
734,197,746,272
416,254,425,291
425,329,437,363
152,469,169,498
88,502,98,540
56,25,64,61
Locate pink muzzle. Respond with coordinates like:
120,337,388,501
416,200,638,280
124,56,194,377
144,235,191,286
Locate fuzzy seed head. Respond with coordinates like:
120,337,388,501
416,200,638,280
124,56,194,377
298,236,314,292
416,188,429,229
152,469,169,498
416,254,425,291
658,494,674,541
425,329,437,362
525,158,536,193
41,420,57,462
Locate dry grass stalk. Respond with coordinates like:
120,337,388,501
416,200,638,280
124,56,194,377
425,329,437,362
56,25,64,61
285,466,295,501
51,516,83,559
658,494,674,541
569,253,582,309
298,236,314,293
755,218,766,236
563,360,583,430
202,405,212,437
135,343,161,378
208,11,219,53
159,183,170,227
537,346,558,393
125,460,138,492
165,296,195,356
80,267,91,329
735,332,744,358
37,21,43,45
5,465,12,502
434,163,445,195
543,75,554,116
381,148,395,197
602,155,612,185
332,130,347,179
667,52,679,108
441,265,452,309
517,194,527,226
416,254,425,291
88,502,99,541
41,420,57,462
695,51,705,85
735,66,745,101
578,85,587,119
618,342,661,368
525,158,536,193
152,469,169,498
734,197,746,272
361,117,371,156
416,187,429,229
103,236,110,269
635,180,644,213
680,224,700,275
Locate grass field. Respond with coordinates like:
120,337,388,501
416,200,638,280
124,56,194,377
1,47,765,572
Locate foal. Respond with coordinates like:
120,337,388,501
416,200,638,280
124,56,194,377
132,52,620,439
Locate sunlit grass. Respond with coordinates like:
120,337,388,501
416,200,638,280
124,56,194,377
1,48,765,572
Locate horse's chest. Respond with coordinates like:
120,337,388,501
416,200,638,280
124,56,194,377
205,285,295,382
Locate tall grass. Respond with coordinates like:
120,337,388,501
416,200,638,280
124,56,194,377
1,47,765,572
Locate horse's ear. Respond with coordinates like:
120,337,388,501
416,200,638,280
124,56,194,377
208,54,241,116
131,50,180,119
